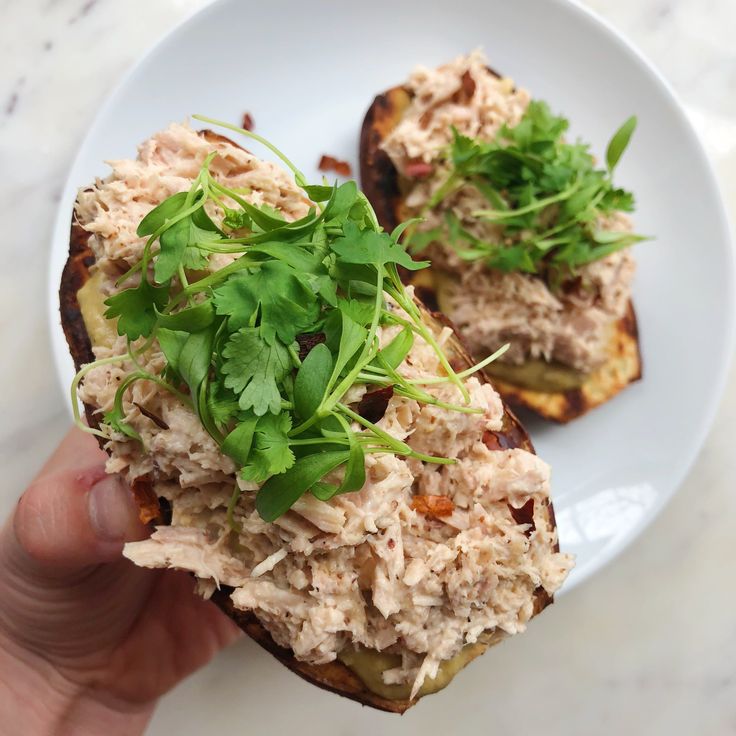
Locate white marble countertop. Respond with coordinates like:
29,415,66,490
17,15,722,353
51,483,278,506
1,1,735,734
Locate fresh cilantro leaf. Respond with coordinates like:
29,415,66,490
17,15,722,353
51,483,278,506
248,242,323,273
336,296,375,326
213,261,319,344
241,413,295,483
208,390,241,427
221,327,293,415
155,212,220,284
331,222,429,271
323,181,360,224
181,246,210,271
487,243,537,273
104,280,169,340
222,208,252,232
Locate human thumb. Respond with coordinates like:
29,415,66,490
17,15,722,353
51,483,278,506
9,427,147,572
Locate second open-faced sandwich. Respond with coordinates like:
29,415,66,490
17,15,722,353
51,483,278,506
60,121,573,712
361,50,644,422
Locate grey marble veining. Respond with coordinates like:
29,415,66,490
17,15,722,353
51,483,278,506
1,1,734,734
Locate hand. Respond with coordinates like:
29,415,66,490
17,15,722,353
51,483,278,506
0,428,241,736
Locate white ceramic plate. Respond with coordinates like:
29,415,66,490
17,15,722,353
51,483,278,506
47,0,734,729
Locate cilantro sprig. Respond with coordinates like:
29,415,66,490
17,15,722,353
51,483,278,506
74,118,507,521
408,101,646,285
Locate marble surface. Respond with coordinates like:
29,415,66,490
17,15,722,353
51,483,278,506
1,1,734,733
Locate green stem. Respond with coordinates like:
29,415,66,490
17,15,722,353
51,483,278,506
406,343,510,384
473,180,581,220
386,281,470,402
71,354,132,438
321,268,385,412
427,171,460,209
289,437,349,447
193,115,307,188
166,256,261,310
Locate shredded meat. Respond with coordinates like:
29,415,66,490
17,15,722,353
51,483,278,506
76,124,573,698
380,50,636,373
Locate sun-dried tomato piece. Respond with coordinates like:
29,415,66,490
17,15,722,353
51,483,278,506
241,112,255,131
296,332,326,361
357,386,394,424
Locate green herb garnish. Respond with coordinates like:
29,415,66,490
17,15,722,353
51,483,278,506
73,117,508,521
408,101,646,284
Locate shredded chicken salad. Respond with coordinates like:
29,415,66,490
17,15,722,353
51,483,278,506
381,50,639,373
74,123,573,697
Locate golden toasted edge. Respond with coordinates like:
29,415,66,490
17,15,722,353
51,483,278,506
59,129,555,712
489,302,642,423
359,82,643,423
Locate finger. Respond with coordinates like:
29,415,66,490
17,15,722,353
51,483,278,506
11,428,148,572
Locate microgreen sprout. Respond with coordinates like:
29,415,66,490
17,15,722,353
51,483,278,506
406,101,647,286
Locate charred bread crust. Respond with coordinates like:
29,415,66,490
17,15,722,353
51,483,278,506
59,130,557,712
359,81,643,423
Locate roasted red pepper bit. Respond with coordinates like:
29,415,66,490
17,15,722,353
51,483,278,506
318,154,352,177
404,161,434,179
411,495,455,518
131,475,162,525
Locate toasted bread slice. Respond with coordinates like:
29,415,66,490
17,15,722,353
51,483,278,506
60,130,558,713
360,82,642,423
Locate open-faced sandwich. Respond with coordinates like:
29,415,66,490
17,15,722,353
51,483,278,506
60,121,573,712
361,50,644,422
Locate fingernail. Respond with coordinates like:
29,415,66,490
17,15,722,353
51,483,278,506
88,474,137,542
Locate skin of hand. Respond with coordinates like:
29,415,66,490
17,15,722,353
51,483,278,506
0,428,242,736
